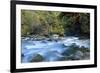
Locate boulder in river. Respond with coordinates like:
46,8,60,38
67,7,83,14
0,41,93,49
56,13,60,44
30,54,44,62
74,51,84,60
82,52,90,60
62,51,84,60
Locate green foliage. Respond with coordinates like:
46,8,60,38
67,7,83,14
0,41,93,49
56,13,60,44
21,10,90,37
60,12,90,36
80,13,90,36
21,10,64,37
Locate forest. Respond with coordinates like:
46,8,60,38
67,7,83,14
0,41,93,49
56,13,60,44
21,10,90,38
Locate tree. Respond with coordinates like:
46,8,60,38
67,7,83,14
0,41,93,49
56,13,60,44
21,10,64,37
21,10,90,38
59,12,90,37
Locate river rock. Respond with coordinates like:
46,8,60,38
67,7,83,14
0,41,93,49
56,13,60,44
30,54,44,62
41,40,48,43
83,52,90,59
50,34,59,41
74,51,84,60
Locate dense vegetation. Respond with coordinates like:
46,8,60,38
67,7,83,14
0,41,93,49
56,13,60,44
21,10,90,38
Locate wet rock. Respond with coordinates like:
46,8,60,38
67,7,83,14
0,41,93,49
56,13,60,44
74,51,84,60
62,44,79,56
59,55,72,61
83,52,90,60
52,34,59,39
69,43,79,48
62,51,84,60
30,54,44,62
41,40,48,43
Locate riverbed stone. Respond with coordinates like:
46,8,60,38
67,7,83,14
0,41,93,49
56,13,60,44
74,51,84,60
30,54,44,62
83,52,90,60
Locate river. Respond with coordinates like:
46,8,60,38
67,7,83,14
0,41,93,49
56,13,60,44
21,36,90,63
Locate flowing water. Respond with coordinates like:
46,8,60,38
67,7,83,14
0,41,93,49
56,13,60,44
21,37,90,63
